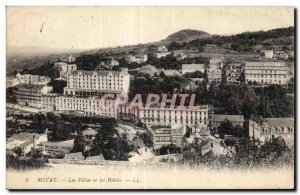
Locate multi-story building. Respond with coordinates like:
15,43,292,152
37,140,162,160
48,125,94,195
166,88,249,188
138,65,181,77
54,62,77,80
13,84,53,108
162,69,181,76
118,104,209,127
207,68,222,84
173,51,187,61
154,45,171,59
15,73,51,85
139,105,209,127
261,50,274,59
125,54,148,64
147,124,186,149
249,117,294,147
244,61,289,85
63,68,130,96
118,103,139,120
104,57,119,67
181,64,206,74
138,65,160,77
55,96,118,117
157,45,168,53
154,52,172,59
224,63,244,84
6,75,20,88
209,57,224,69
97,57,119,69
41,93,58,111
274,51,289,60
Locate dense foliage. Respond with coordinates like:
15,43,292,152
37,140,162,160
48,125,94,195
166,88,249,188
7,148,47,170
218,120,245,138
196,83,294,119
72,118,134,161
47,80,67,94
181,136,293,169
189,27,294,52
21,60,58,78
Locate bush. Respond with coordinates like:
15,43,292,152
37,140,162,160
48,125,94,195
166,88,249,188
6,154,47,170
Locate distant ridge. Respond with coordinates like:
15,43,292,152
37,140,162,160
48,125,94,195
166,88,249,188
7,45,85,57
165,29,212,42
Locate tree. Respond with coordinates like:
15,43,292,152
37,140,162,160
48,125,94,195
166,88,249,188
48,80,67,94
167,42,184,51
90,118,133,160
13,147,24,157
219,120,244,137
184,71,205,78
72,132,85,153
219,119,234,137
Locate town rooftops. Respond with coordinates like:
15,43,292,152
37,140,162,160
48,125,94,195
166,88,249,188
70,70,127,76
64,152,85,160
82,128,98,136
140,64,157,70
6,133,46,150
15,83,47,89
150,125,171,134
261,118,294,128
182,64,205,71
194,123,207,131
199,128,210,136
149,124,185,135
170,124,185,136
212,114,244,123
162,69,181,76
245,61,286,67
40,139,74,148
137,104,209,111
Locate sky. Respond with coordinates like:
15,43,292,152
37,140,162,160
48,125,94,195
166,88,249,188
7,7,294,50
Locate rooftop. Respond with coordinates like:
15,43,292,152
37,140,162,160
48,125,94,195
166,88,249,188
182,64,205,70
70,70,127,76
245,61,286,67
40,139,74,148
82,128,98,136
6,133,46,150
149,124,185,135
212,114,244,123
15,83,47,89
262,118,294,127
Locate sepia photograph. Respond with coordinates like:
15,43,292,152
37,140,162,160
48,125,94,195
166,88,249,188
5,6,295,190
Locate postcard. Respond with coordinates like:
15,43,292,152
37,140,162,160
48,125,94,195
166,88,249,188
6,6,295,190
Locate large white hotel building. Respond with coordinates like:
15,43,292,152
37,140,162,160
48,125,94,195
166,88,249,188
63,68,130,96
55,96,118,117
244,61,290,85
118,104,209,127
11,65,209,127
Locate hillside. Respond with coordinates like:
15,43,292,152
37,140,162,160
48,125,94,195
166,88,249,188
6,26,294,75
188,27,295,52
165,29,212,42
